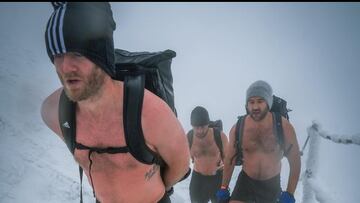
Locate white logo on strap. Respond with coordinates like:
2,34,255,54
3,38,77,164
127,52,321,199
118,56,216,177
62,122,70,129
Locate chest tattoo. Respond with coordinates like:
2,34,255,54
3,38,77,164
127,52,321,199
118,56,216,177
144,164,160,181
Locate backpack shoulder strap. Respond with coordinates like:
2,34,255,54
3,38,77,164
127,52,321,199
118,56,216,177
273,112,293,156
58,90,85,203
123,73,163,166
233,115,246,165
272,112,286,152
213,128,224,159
58,90,76,155
235,115,246,146
187,130,194,149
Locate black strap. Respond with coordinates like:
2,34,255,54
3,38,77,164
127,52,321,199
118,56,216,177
187,130,194,149
213,128,224,159
59,90,76,154
273,112,283,148
233,115,245,165
79,166,83,203
59,91,85,202
75,142,129,154
273,112,293,156
123,73,163,166
273,112,288,154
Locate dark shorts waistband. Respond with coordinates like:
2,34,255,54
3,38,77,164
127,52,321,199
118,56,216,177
241,170,280,184
230,170,281,203
192,169,223,177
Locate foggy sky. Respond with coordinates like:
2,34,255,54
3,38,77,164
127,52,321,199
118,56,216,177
1,2,359,202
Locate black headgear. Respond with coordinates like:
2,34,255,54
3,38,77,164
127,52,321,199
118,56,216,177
191,106,210,126
45,2,116,77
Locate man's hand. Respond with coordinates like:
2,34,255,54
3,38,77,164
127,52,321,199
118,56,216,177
277,191,295,203
216,187,230,203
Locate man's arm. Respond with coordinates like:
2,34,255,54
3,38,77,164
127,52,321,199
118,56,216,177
221,124,237,188
142,93,190,190
282,118,301,194
41,88,63,139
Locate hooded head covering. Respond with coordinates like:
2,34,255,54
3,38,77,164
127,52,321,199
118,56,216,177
45,2,116,77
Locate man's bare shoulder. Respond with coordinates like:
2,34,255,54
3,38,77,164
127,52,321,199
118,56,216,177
228,122,237,141
142,90,176,123
281,116,297,142
281,117,295,133
141,90,183,140
141,90,189,170
41,88,63,138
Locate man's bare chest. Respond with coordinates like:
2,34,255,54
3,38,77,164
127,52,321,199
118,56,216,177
191,136,219,158
73,115,142,171
243,126,280,153
76,114,125,146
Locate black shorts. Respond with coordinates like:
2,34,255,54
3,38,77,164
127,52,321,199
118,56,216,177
230,170,281,203
189,169,223,203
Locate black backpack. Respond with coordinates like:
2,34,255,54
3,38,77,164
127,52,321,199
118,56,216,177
59,49,183,202
209,119,223,131
187,120,224,159
233,95,291,166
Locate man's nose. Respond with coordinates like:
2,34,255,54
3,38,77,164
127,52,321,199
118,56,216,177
57,55,77,73
251,106,260,112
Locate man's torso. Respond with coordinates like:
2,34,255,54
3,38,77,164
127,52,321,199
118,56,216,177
73,98,165,203
242,114,283,180
190,128,222,175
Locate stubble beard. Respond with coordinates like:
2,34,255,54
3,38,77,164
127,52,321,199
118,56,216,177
249,108,269,122
58,66,106,102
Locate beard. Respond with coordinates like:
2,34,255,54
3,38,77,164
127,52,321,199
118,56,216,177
249,108,268,121
57,65,106,102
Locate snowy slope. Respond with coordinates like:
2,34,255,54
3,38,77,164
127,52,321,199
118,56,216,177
1,3,360,203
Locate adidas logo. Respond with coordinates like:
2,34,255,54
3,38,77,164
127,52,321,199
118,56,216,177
62,122,70,129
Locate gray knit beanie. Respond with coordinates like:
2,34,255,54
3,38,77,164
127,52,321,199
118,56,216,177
246,80,273,108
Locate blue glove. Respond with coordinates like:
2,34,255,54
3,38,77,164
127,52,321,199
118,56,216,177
216,188,230,203
278,191,295,203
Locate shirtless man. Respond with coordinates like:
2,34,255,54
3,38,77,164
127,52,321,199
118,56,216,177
217,80,301,203
187,106,228,203
40,3,190,203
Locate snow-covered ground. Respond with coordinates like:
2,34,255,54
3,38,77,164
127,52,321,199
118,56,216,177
1,3,360,203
